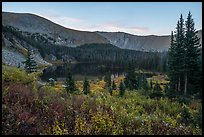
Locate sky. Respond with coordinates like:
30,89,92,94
2,2,202,36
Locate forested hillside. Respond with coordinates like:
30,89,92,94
2,25,168,72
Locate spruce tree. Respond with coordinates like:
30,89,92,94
24,50,37,73
109,87,113,96
83,77,90,95
150,79,153,90
65,69,76,94
138,73,148,90
168,12,201,96
104,72,111,89
104,72,113,95
112,80,117,90
175,14,186,93
168,31,178,93
168,14,185,94
124,63,138,90
184,11,201,95
119,80,126,97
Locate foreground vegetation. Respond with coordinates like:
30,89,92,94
2,65,202,135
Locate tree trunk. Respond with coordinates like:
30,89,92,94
184,74,187,96
175,84,177,92
178,77,181,92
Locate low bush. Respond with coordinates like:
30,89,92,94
2,66,202,135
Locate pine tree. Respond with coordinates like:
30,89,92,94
168,31,178,93
104,72,111,89
109,87,113,96
104,72,113,95
119,80,126,97
112,80,117,90
168,14,185,94
138,73,148,90
65,69,76,94
83,77,90,95
24,50,37,73
175,14,186,93
150,79,153,90
184,11,201,95
168,12,201,96
144,77,149,90
124,63,138,90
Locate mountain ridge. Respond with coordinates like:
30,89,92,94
2,11,202,52
2,11,110,47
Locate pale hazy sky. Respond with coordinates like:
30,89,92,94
2,2,202,35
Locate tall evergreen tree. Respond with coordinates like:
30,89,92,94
150,79,153,90
168,31,178,93
65,69,76,94
168,12,201,97
184,11,201,95
112,80,117,90
83,77,90,95
109,87,113,96
24,49,37,73
138,73,148,90
104,72,113,95
119,80,126,97
168,14,185,94
104,72,111,89
124,63,138,90
175,14,186,93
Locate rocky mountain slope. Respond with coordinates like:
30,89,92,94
2,12,109,47
2,29,52,67
97,30,202,52
97,32,170,52
2,11,202,52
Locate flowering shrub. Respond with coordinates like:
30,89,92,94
2,66,202,135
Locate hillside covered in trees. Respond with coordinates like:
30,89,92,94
2,25,168,72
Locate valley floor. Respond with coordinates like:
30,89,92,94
2,65,202,135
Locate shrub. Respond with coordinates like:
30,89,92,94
89,111,123,135
2,65,39,84
193,107,202,128
180,105,193,126
2,68,202,135
51,120,68,135
74,116,89,135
